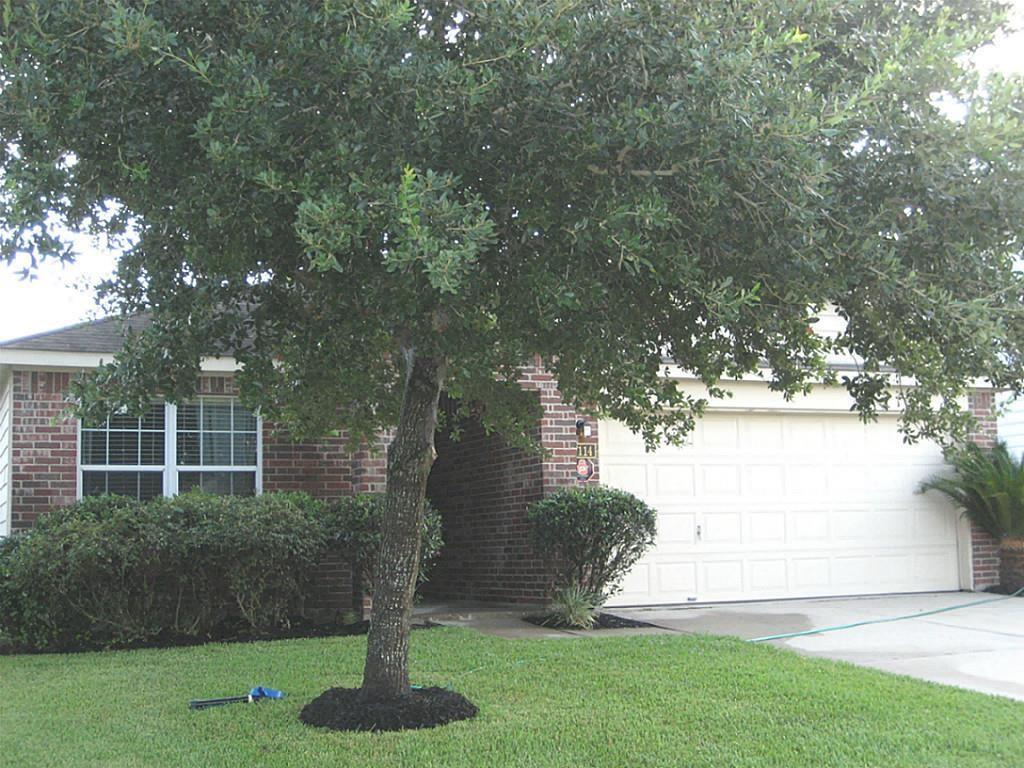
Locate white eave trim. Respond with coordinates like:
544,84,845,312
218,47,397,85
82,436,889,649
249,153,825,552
660,364,993,392
0,349,239,372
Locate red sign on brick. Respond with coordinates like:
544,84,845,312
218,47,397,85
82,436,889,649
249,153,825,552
576,458,594,481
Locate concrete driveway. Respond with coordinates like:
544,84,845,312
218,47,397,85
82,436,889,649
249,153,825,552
615,592,1024,701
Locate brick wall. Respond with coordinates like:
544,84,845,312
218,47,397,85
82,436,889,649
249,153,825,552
424,397,547,602
6,369,365,617
9,370,78,533
423,361,599,604
968,389,1001,590
263,427,357,498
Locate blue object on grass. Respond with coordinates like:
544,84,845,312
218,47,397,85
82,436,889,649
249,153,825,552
249,686,285,701
189,686,285,710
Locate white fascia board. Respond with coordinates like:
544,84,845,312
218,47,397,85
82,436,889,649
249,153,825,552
0,349,239,372
670,377,970,415
660,365,993,392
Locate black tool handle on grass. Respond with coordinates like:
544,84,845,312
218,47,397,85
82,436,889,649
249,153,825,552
189,695,250,710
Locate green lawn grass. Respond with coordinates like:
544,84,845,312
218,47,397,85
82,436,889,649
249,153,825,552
1,627,1021,767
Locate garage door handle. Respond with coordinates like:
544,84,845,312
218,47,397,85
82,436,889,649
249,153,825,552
696,524,701,541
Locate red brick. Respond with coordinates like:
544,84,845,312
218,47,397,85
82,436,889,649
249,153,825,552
968,389,1001,590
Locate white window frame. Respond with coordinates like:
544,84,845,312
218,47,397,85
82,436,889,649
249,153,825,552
77,397,263,500
170,398,263,497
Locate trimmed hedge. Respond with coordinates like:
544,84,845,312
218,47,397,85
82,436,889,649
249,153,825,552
0,491,444,651
324,494,443,595
528,485,657,599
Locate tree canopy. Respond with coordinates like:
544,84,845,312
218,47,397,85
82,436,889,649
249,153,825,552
3,0,1023,445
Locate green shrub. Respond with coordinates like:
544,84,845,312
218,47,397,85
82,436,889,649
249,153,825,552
543,584,603,629
173,491,327,629
324,494,444,594
0,492,328,650
920,442,1024,540
0,496,190,649
528,485,657,599
0,490,448,651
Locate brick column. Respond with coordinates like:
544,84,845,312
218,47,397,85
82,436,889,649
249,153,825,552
967,389,1000,590
517,358,600,492
9,370,78,533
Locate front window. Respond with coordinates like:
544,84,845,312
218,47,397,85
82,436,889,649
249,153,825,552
176,398,258,496
79,399,260,501
80,403,166,501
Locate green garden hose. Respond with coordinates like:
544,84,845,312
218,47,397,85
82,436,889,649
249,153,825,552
748,587,1024,643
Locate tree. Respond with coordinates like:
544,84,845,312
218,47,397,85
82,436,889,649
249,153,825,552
3,1,1024,709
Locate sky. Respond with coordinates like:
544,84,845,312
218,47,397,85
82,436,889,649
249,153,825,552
1,3,1022,343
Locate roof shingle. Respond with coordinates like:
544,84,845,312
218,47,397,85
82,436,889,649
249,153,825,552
0,314,152,353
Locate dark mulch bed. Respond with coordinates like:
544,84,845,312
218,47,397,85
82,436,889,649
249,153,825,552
0,619,441,656
300,686,478,732
523,612,655,630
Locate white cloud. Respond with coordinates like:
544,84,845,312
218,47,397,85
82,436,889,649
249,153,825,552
975,0,1024,75
0,249,119,342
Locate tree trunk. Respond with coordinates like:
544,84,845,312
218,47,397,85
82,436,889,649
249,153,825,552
360,351,446,700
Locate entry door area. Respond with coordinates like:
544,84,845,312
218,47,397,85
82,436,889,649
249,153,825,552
599,411,963,606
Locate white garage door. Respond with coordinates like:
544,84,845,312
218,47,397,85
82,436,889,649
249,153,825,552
600,411,962,606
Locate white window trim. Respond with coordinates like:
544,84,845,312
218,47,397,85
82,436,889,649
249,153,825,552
77,397,263,500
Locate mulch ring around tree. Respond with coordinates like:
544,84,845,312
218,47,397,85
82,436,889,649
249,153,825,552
523,612,655,630
300,686,479,732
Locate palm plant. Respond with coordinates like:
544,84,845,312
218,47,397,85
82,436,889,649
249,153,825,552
921,442,1024,593
920,442,1024,541
541,584,604,630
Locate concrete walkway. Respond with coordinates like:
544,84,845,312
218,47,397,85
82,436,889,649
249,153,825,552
414,600,669,639
418,592,1024,701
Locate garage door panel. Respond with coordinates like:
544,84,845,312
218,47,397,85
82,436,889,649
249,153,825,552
746,465,785,495
785,420,827,451
833,556,877,586
870,465,923,496
651,465,694,496
785,465,829,496
703,512,743,544
828,420,868,452
701,465,741,495
655,563,698,598
873,555,914,587
744,418,784,451
867,424,911,452
749,512,786,542
792,557,831,590
829,464,868,495
916,507,957,541
601,463,647,497
916,551,960,584
790,510,830,542
601,419,642,451
654,511,697,544
831,507,911,541
610,561,651,606
748,559,788,591
703,561,744,594
602,411,961,605
701,417,740,449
